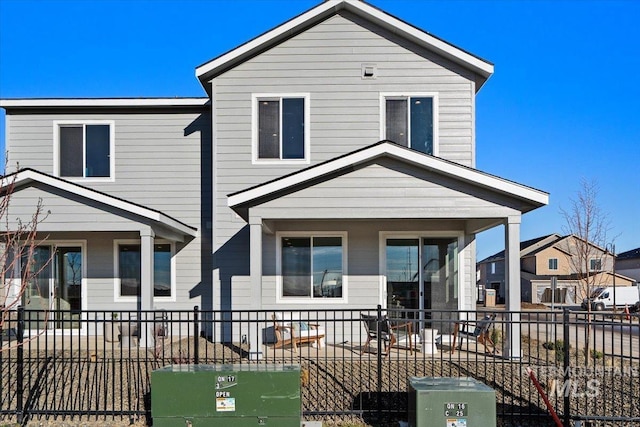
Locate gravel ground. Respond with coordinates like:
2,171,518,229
1,337,638,426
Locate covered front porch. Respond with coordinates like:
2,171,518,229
2,169,197,346
228,142,549,358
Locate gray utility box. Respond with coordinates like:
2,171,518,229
152,364,301,426
408,377,496,427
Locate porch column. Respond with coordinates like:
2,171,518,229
504,215,521,359
139,227,155,348
248,215,263,360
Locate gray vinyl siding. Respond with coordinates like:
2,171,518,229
5,110,207,309
229,219,475,311
213,16,476,241
8,185,142,231
214,13,479,310
251,160,520,220
6,111,205,226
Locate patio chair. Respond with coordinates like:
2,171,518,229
360,314,413,356
451,313,499,355
271,313,325,352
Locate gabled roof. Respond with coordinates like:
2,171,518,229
1,169,197,237
618,247,640,261
196,0,494,92
478,233,562,264
479,233,615,264
228,141,548,215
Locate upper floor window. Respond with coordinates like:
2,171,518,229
548,258,558,270
54,121,114,180
589,258,602,271
381,93,438,155
277,232,347,302
253,94,310,164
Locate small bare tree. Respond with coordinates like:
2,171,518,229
561,179,613,364
1,162,51,350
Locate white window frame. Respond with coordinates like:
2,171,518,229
589,258,602,272
379,92,439,156
549,258,559,270
275,231,348,304
251,93,311,165
378,230,465,310
15,240,88,336
53,120,115,182
113,239,176,302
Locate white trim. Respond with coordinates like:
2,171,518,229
0,98,209,108
229,142,549,208
113,239,176,303
378,231,465,311
53,120,116,182
275,231,348,304
195,1,493,85
6,169,197,237
379,92,439,157
4,114,10,158
251,93,311,165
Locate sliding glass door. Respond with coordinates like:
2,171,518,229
386,237,458,319
22,244,83,330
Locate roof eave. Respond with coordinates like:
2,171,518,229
227,142,548,212
3,169,198,238
0,98,210,110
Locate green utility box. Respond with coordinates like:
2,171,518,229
408,377,496,427
151,364,301,426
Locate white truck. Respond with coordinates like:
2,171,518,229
582,285,640,311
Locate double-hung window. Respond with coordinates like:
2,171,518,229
278,233,346,300
116,241,173,299
54,121,114,179
382,94,437,155
548,258,558,270
253,94,309,163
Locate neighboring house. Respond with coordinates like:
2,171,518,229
616,247,640,283
477,234,635,304
1,0,548,357
477,234,561,304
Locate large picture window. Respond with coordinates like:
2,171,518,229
281,235,344,299
253,94,309,163
55,121,114,179
382,94,437,155
117,242,172,298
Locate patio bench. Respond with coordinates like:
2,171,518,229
271,313,325,352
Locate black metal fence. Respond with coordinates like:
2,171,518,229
1,306,638,425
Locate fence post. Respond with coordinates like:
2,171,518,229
194,306,200,365
562,309,570,427
16,306,24,424
376,304,382,422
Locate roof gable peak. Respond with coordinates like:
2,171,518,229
195,0,493,93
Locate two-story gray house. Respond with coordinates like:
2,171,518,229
1,0,548,357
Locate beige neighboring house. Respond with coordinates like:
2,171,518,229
478,234,635,304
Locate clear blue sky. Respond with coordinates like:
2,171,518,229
1,0,638,259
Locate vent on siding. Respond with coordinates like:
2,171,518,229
361,63,377,79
